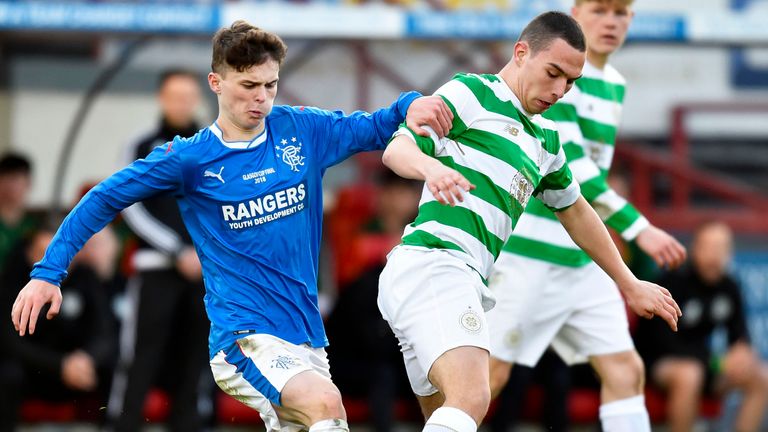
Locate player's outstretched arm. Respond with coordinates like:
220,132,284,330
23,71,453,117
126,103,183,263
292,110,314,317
11,141,183,338
556,196,682,331
635,225,687,269
11,279,62,336
382,135,474,206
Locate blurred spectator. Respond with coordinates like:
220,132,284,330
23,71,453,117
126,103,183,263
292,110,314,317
326,170,421,432
636,221,768,432
0,153,38,271
105,69,211,432
0,227,118,430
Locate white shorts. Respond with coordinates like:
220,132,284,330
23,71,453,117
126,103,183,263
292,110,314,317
210,333,332,432
487,253,634,367
378,246,494,396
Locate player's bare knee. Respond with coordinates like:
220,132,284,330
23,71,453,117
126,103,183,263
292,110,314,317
621,351,645,392
444,384,490,423
308,388,344,420
597,351,645,394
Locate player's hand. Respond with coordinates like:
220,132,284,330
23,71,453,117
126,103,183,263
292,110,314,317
424,162,475,206
11,279,62,336
406,95,453,138
61,350,97,391
636,225,686,269
176,247,202,282
621,279,682,331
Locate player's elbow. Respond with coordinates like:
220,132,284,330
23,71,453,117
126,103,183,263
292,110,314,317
383,135,412,169
382,142,399,170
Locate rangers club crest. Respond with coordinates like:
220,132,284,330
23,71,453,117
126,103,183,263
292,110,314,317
270,355,300,370
276,137,305,172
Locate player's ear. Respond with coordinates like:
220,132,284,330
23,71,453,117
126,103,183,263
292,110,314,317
513,41,528,66
208,72,222,95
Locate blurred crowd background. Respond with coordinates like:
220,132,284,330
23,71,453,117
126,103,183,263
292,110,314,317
0,0,767,431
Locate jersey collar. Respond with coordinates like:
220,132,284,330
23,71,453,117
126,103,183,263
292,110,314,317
209,122,268,150
494,74,534,119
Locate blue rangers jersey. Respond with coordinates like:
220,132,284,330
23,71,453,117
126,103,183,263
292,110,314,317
31,91,420,357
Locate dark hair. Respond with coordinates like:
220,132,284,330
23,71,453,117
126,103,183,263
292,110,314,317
211,20,288,74
0,153,31,176
518,11,586,55
157,68,199,91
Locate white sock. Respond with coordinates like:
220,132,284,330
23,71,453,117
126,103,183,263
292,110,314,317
423,407,477,432
308,419,349,432
599,395,651,432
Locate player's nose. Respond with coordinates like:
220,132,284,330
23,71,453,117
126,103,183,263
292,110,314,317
553,79,567,99
253,86,266,102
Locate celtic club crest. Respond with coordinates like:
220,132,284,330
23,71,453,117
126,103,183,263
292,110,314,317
509,172,533,208
276,137,305,172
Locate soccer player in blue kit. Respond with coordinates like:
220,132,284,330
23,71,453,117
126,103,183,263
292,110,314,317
10,20,452,432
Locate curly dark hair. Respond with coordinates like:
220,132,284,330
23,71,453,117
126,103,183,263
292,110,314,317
211,20,288,74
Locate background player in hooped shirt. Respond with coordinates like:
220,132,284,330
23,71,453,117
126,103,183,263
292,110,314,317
487,2,687,431
377,11,682,432
10,20,454,432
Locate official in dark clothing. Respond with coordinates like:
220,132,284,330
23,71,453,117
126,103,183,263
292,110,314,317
636,221,768,432
105,69,212,432
0,229,117,431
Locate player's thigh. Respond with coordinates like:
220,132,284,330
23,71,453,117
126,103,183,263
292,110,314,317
209,334,334,431
378,247,489,397
550,263,633,365
487,254,572,367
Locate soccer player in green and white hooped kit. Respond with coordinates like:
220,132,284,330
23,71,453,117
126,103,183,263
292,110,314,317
487,1,688,431
377,11,682,432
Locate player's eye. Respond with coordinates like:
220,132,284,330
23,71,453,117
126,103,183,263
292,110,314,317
547,71,558,79
266,81,277,89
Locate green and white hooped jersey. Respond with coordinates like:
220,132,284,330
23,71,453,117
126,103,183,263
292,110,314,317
394,73,580,279
503,61,649,267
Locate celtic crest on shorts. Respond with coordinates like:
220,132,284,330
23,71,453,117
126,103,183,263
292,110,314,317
460,308,482,334
276,137,305,172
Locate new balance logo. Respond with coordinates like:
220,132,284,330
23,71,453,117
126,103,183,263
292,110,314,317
204,166,225,184
504,124,520,137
